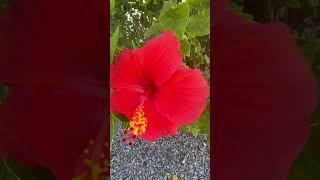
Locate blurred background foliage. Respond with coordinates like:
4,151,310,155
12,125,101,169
0,0,10,8
230,0,320,179
110,0,211,148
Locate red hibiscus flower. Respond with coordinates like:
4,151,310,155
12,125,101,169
110,31,209,142
0,1,106,179
215,1,317,180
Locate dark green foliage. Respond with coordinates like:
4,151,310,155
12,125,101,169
0,160,56,180
0,0,10,9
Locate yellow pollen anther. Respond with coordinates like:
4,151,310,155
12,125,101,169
129,104,148,136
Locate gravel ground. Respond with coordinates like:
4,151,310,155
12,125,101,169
110,122,210,180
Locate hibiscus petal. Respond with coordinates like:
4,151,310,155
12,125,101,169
110,89,144,118
110,49,145,90
155,67,209,125
215,11,317,180
139,100,179,141
135,30,183,87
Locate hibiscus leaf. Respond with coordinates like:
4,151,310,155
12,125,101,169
0,85,8,104
186,14,210,37
114,113,130,129
110,113,116,149
110,0,115,16
297,39,320,66
180,38,191,57
194,102,210,147
181,102,210,147
111,113,130,139
113,113,129,123
159,2,189,39
110,26,119,63
145,23,165,38
142,0,151,6
160,0,173,14
121,121,130,130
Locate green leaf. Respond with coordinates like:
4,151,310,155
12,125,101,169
187,0,210,13
0,85,8,104
191,127,199,137
159,2,189,39
110,0,115,16
113,113,130,129
181,102,210,147
110,113,116,149
110,27,119,63
114,113,128,123
186,14,210,37
145,23,165,38
194,102,210,147
110,113,129,150
142,0,151,6
180,39,191,57
286,0,301,8
195,41,201,54
121,120,130,130
204,7,210,16
160,0,173,14
287,127,320,179
110,17,117,35
298,39,320,66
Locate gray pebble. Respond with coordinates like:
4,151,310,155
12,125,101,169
111,122,210,179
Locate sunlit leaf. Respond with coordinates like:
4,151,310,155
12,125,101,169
110,0,115,16
145,23,165,38
194,102,210,147
110,27,119,63
180,38,191,57
181,102,210,147
186,14,210,37
142,0,151,6
160,0,173,14
159,2,189,38
110,114,116,149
